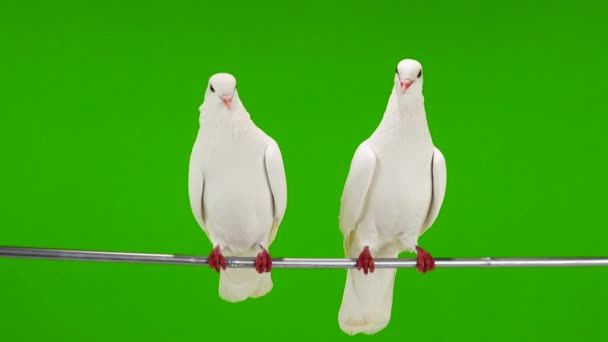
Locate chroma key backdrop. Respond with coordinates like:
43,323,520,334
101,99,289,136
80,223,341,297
1,0,607,341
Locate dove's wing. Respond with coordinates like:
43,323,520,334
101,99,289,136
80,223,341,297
421,146,447,234
264,139,287,244
188,152,210,238
339,142,377,252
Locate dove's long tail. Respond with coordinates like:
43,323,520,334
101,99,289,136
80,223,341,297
218,246,272,303
338,249,398,335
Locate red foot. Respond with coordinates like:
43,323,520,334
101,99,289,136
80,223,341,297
356,246,375,275
255,247,272,273
208,246,226,272
415,246,435,273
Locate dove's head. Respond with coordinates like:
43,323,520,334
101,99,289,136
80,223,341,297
205,73,238,111
394,59,423,97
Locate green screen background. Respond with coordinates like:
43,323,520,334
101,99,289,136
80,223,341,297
1,1,607,341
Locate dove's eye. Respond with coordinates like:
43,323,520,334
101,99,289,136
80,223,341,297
417,70,422,78
210,85,215,92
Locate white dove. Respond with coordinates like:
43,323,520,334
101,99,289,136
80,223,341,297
188,73,287,302
338,59,447,335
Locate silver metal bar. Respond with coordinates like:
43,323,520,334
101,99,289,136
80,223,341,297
1,246,608,268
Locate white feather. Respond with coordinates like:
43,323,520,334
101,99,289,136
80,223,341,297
422,147,447,233
264,139,287,243
339,142,377,253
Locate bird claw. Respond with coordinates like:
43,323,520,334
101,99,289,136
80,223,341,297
255,248,272,273
415,246,435,273
356,246,375,275
208,246,226,272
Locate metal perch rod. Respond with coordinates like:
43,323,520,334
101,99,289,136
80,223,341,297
1,246,608,268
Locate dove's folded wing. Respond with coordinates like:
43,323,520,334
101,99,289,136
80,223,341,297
264,139,287,244
188,155,211,238
421,146,447,234
339,142,377,253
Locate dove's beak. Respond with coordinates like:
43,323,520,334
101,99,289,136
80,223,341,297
400,80,413,94
222,96,233,110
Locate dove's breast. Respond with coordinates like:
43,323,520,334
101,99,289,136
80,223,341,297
362,141,434,242
196,132,274,251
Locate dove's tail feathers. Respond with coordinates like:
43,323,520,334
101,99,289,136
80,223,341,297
338,252,398,335
217,246,272,303
219,268,272,302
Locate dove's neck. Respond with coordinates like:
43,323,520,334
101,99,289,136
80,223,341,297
198,96,252,132
371,88,432,146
